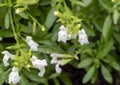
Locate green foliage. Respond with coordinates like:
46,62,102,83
0,0,120,85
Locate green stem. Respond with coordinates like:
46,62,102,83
27,12,41,27
9,8,22,54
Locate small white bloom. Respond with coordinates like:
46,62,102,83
0,37,2,41
2,51,14,67
9,67,21,85
15,9,20,14
55,64,62,73
50,53,62,64
30,55,47,77
58,25,68,43
54,11,59,16
38,67,45,77
50,53,63,73
25,36,39,51
78,29,89,45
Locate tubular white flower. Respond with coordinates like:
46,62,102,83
2,51,14,67
38,67,45,77
58,25,68,43
50,53,63,73
50,53,63,64
30,55,47,77
55,64,62,73
25,36,39,51
78,29,89,45
9,67,21,85
0,37,2,41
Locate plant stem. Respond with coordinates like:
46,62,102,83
9,8,22,54
27,12,41,27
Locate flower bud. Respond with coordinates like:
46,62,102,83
54,11,59,16
15,8,25,14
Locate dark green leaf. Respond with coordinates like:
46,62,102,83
97,40,113,58
53,78,60,85
23,69,47,84
77,58,93,68
39,45,58,54
101,64,113,83
0,29,13,38
82,65,95,84
49,73,60,79
0,69,11,85
59,73,72,85
45,8,56,30
102,15,112,40
91,69,98,84
99,0,111,10
18,12,29,19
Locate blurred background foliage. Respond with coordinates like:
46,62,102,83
0,0,120,85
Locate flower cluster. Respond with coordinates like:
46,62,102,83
58,25,89,45
1,36,48,85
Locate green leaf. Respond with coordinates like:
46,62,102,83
77,58,93,68
53,78,60,85
82,65,95,84
101,64,113,83
102,15,112,40
49,73,60,79
97,40,113,58
4,12,10,29
20,73,31,85
69,0,85,6
59,73,72,85
113,9,119,25
51,0,57,7
103,55,120,71
45,8,56,30
0,69,11,85
99,0,111,10
0,29,13,38
23,69,47,84
38,40,57,46
91,69,98,84
63,0,72,15
82,0,92,6
18,12,29,19
39,45,58,54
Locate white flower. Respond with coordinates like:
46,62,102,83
55,64,62,73
30,55,47,77
25,36,39,51
2,51,14,67
78,29,89,45
58,25,68,43
9,67,21,85
0,37,2,41
50,53,63,73
50,53,62,64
